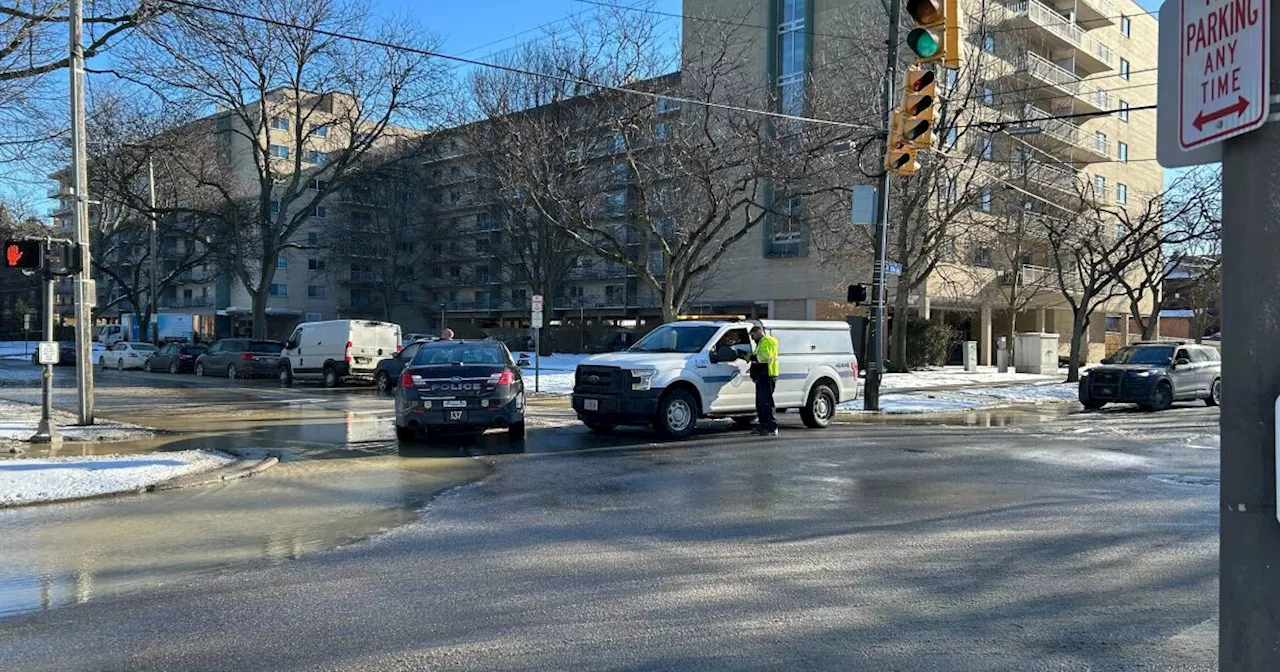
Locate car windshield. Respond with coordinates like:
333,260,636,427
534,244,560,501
1110,345,1175,366
132,344,159,352
249,342,283,354
413,344,506,366
628,325,719,354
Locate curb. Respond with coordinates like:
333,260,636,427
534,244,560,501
148,452,280,492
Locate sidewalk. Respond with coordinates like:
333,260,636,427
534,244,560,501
0,399,156,447
0,450,237,507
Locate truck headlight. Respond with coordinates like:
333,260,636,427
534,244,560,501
1133,371,1151,378
629,367,658,391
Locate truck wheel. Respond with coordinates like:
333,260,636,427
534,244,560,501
1082,400,1106,410
800,383,837,429
226,363,238,380
322,365,339,388
1205,378,1221,407
375,371,392,395
278,364,293,386
168,361,179,374
655,389,697,439
1142,381,1174,412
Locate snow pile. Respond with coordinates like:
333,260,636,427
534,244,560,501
514,353,587,396
0,450,234,507
0,399,155,443
841,381,1078,414
879,366,1057,391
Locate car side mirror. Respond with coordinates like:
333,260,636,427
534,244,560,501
1175,357,1191,367
1100,357,1113,365
285,340,297,350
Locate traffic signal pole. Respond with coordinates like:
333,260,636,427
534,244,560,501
69,0,94,425
30,253,61,445
865,0,902,412
1219,5,1280,665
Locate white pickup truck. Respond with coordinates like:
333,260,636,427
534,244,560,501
570,319,859,439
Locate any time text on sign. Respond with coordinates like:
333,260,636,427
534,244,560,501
1180,0,1270,149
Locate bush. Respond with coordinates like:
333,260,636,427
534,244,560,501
904,319,954,369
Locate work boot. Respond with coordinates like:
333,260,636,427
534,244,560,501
753,427,778,437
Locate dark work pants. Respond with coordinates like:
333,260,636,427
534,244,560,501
755,376,777,430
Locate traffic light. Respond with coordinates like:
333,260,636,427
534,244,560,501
847,284,869,305
3,240,42,270
900,67,937,148
885,142,919,176
905,0,961,70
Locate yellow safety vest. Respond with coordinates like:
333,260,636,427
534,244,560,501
753,334,780,378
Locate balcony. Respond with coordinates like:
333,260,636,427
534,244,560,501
1000,264,1083,292
345,270,379,285
1007,53,1110,114
1062,0,1116,28
160,296,214,309
566,265,629,281
1011,114,1110,164
1007,0,1114,74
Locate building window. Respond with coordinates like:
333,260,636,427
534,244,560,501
306,150,327,165
308,178,328,191
608,191,627,216
432,266,442,279
512,288,527,306
654,122,669,140
775,0,807,118
312,206,328,219
1117,183,1128,204
216,116,232,132
1095,175,1107,199
1095,131,1107,153
982,87,995,105
269,283,288,297
764,192,807,258
351,289,374,305
983,33,995,53
979,135,993,159
972,246,993,268
307,231,326,246
980,189,992,212
271,117,289,131
1119,100,1129,122
277,256,288,270
270,200,280,215
944,127,958,149
449,192,459,204
308,258,326,271
656,97,679,114
1117,141,1128,162
1120,58,1131,80
309,124,327,137
1120,15,1131,38
308,285,325,299
269,144,289,159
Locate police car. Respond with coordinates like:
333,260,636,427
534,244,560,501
571,320,859,439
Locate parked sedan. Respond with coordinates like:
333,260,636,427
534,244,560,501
144,343,209,374
98,342,160,371
195,339,284,379
29,341,77,367
1079,341,1221,411
374,339,430,395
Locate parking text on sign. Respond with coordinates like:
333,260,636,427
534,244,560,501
1179,0,1269,149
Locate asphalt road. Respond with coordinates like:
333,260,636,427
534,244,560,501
0,365,1221,672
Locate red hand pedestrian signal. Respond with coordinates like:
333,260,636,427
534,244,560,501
3,240,42,270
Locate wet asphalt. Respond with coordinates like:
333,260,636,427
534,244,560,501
0,360,1222,670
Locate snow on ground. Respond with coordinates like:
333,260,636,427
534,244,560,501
0,450,234,507
0,399,155,443
0,341,104,365
514,353,587,396
879,366,1057,392
841,381,1078,415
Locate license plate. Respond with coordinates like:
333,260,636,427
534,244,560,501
584,399,599,411
443,400,467,408
447,410,466,422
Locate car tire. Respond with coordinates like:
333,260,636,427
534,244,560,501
278,364,293,386
195,361,205,377
583,419,616,434
508,421,526,442
731,416,756,429
800,383,837,429
375,371,392,395
1206,378,1221,407
169,361,179,374
395,425,418,443
655,389,697,440
116,359,123,372
1143,381,1174,412
143,360,152,373
227,364,238,380
322,365,339,388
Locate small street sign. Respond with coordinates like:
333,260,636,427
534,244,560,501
23,313,31,331
885,261,903,276
38,341,59,365
1178,0,1270,150
530,294,544,312
532,311,544,329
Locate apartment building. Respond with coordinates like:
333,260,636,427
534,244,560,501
683,0,1162,364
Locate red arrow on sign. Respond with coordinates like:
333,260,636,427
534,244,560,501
1193,96,1250,131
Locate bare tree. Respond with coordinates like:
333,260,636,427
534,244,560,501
120,0,446,337
1045,170,1221,382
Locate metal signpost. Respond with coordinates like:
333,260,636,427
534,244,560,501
33,249,61,445
531,294,544,394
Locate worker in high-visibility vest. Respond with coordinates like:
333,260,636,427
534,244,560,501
747,325,780,436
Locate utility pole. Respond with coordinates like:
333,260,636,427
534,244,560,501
148,156,157,343
1218,5,1280,666
865,0,902,411
69,0,94,425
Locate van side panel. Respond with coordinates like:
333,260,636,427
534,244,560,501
765,326,856,408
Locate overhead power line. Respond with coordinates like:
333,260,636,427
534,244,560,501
154,0,877,133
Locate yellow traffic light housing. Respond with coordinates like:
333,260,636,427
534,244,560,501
900,67,936,148
906,0,962,70
885,140,919,176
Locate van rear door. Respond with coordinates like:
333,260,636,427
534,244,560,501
349,321,400,370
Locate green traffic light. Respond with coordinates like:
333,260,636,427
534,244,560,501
907,28,940,59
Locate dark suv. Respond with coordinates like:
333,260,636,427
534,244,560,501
394,340,525,442
1079,341,1221,411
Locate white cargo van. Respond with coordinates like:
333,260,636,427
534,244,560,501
98,324,126,346
278,320,402,387
571,320,859,439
